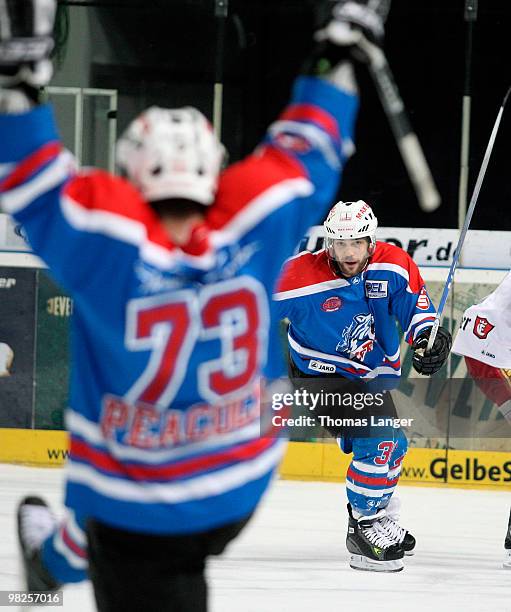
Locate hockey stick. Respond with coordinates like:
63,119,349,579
213,0,228,140
357,36,441,212
426,84,511,351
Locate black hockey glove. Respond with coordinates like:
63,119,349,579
0,0,56,89
411,326,452,376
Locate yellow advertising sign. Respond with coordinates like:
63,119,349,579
0,429,69,466
280,442,511,490
1,431,510,491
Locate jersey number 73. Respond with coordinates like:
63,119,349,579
124,277,269,407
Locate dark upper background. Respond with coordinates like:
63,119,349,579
56,0,511,231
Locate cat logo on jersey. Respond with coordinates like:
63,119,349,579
321,296,342,312
353,339,374,361
416,286,430,310
336,313,375,362
365,280,387,298
473,316,495,339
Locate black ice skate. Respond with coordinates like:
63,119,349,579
346,504,404,572
378,496,416,556
17,496,61,591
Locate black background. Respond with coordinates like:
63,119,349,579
62,0,511,231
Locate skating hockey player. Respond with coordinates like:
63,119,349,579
0,0,393,607
452,270,511,569
273,200,452,571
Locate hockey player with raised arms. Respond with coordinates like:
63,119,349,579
0,0,395,608
274,200,452,572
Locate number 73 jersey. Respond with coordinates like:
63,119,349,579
0,76,359,534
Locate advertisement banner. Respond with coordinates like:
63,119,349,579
300,226,511,270
1,430,510,487
3,214,510,269
0,428,68,466
34,271,72,430
0,268,37,428
280,442,511,489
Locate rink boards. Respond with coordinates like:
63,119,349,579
1,428,510,491
0,230,510,492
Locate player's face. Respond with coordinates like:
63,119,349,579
331,238,370,277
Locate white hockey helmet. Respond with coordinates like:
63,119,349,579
116,106,225,205
323,200,378,254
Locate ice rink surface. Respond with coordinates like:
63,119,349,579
1,464,510,612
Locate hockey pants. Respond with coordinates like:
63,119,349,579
87,514,252,612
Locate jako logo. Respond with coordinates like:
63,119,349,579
308,360,336,374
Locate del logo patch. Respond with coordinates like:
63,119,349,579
473,316,495,339
321,296,342,312
365,280,388,298
417,286,430,310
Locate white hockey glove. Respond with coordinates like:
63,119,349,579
315,0,389,57
0,343,14,376
304,1,389,91
0,0,56,91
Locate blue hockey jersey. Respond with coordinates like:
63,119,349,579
274,243,436,380
0,76,358,534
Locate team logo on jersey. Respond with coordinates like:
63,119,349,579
336,313,375,362
473,316,495,339
365,280,388,298
352,339,374,361
308,359,336,374
416,286,430,310
321,296,342,312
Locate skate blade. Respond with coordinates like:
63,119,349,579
404,550,415,556
349,554,404,573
